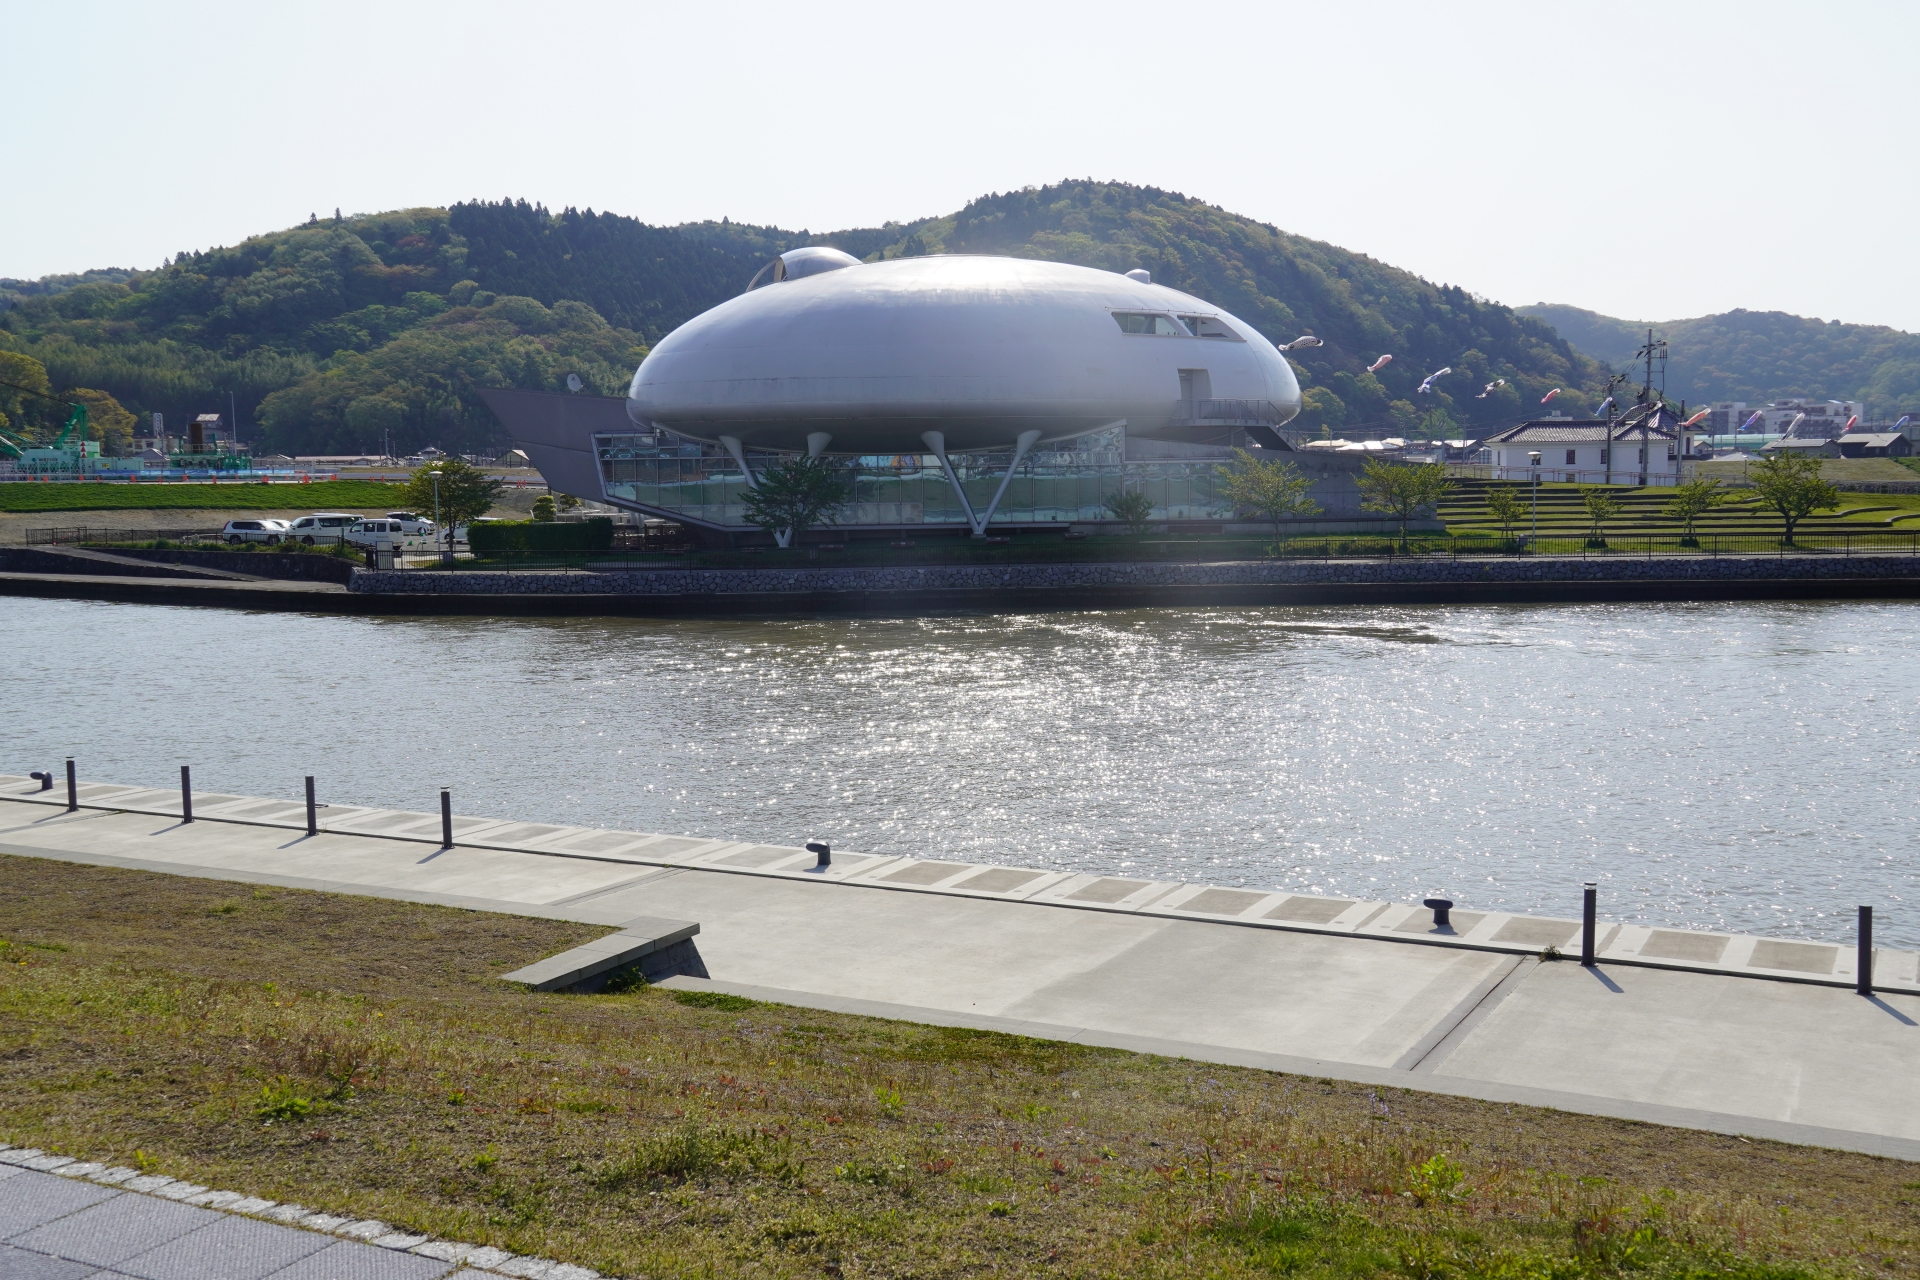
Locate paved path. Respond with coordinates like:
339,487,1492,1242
4,777,1918,1162
0,1148,599,1280
0,1165,473,1280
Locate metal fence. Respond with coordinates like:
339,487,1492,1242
25,527,222,546
393,530,1920,574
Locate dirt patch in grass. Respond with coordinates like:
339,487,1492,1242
2,855,1914,1280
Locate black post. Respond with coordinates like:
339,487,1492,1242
180,765,193,823
1858,905,1874,997
1581,882,1597,966
305,776,317,837
440,788,452,848
806,840,831,869
65,757,77,811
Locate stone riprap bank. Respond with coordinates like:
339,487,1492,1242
347,554,1920,595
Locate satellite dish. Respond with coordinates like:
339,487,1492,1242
565,373,583,393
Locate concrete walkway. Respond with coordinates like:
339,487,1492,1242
0,1164,475,1280
5,777,1918,1162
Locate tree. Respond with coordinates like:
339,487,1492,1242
740,455,851,546
1216,447,1321,534
1662,477,1728,542
1102,487,1154,535
1356,458,1454,550
1749,452,1841,544
68,388,136,455
1578,486,1621,544
555,491,581,513
1484,484,1528,539
398,458,504,539
530,494,557,522
1295,386,1347,433
0,350,53,438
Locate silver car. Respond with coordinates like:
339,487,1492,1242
221,519,290,545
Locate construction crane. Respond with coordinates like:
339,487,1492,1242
0,380,92,473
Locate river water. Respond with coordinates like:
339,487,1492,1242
3,597,1915,946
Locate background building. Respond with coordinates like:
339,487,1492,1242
1480,405,1684,485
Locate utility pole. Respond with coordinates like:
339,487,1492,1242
1632,329,1669,486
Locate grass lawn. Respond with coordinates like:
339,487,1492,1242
1689,458,1917,485
3,857,1914,1280
0,480,405,513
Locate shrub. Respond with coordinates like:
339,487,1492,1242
468,516,612,552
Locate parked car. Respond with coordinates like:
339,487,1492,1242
222,519,290,545
451,516,504,544
385,511,439,536
283,513,364,545
342,518,424,549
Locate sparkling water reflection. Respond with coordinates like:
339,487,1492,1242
3,598,1914,945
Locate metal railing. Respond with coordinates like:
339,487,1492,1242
389,529,1920,574
1169,398,1293,426
26,526,222,546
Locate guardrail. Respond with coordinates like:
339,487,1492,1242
386,530,1920,574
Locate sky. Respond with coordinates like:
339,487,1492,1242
10,0,1917,331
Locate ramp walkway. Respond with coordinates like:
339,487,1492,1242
3,776,1916,1161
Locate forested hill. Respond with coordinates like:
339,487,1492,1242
0,183,1611,457
1521,303,1920,414
834,184,1609,437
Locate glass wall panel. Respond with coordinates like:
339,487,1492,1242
596,427,1235,530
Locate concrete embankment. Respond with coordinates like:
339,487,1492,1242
4,554,1919,614
6,774,1917,1158
0,546,356,583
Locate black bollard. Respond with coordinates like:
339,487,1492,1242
305,776,317,837
180,764,193,823
1581,882,1597,966
1421,897,1453,929
30,771,51,792
65,757,77,811
440,788,453,849
806,840,831,869
1858,905,1874,997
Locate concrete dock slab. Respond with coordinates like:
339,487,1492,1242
3,776,1916,1161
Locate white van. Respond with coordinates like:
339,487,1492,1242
284,513,364,545
343,519,430,551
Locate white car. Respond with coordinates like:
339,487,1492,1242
283,513,363,545
451,517,503,544
222,519,290,545
385,511,439,536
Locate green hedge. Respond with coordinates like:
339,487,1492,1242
468,517,614,551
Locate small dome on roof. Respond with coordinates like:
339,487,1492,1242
748,246,863,290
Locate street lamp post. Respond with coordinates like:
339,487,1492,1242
1528,451,1541,546
429,469,449,565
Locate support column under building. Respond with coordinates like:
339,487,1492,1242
921,429,1044,538
921,431,980,535
722,434,794,548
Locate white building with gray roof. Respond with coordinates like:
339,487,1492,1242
1481,405,1684,486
